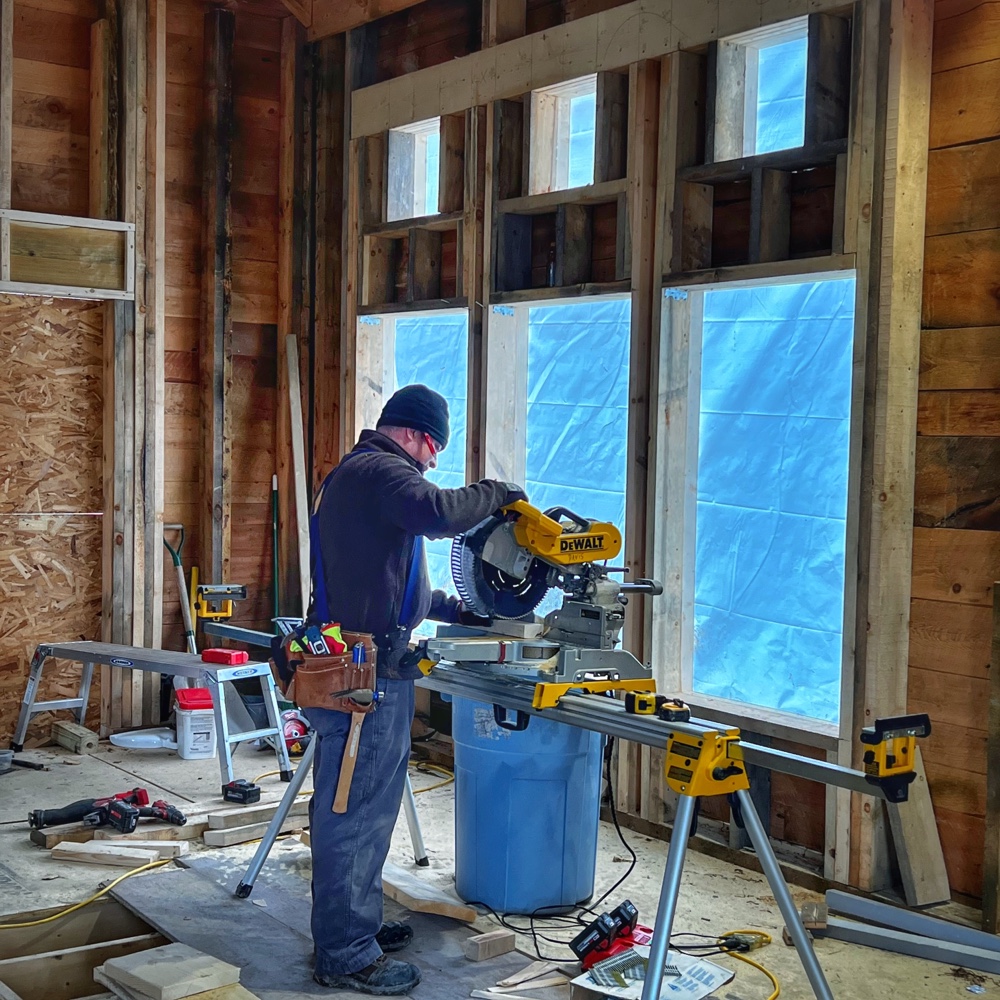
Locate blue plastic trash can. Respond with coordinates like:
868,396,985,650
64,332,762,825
452,696,604,915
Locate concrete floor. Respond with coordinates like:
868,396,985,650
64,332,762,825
0,742,994,999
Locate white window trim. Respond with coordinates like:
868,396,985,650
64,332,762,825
387,117,442,221
528,74,597,195
651,267,861,747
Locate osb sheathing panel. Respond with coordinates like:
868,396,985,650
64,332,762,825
0,296,103,742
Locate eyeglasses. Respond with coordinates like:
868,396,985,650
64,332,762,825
423,433,440,457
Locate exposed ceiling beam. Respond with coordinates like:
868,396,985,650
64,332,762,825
280,0,311,28
309,0,422,40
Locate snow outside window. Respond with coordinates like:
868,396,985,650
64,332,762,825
525,298,631,616
692,277,856,724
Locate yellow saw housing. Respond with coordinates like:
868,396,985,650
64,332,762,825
504,499,622,566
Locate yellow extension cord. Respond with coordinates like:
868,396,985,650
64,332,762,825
717,929,781,999
0,859,173,929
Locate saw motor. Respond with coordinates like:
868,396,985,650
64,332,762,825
451,500,627,620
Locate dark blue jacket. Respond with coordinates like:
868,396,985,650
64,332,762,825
316,430,509,679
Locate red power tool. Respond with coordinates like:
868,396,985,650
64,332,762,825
569,900,654,970
29,788,186,834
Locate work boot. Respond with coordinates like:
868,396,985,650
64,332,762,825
315,955,421,996
376,921,413,952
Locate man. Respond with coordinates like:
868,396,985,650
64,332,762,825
307,384,526,995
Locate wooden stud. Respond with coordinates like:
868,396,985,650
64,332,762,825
595,71,628,184
0,0,10,210
407,228,442,302
466,105,488,482
749,167,790,263
277,17,299,619
484,0,526,46
495,100,524,202
90,21,112,221
313,34,346,491
626,59,661,820
286,334,311,616
849,0,934,892
679,182,713,271
985,582,1000,931
494,214,531,293
554,203,591,287
438,112,466,215
142,0,166,713
200,8,235,590
805,12,852,145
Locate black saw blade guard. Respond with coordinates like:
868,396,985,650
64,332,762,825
451,512,551,619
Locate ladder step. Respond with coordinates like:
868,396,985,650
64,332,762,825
225,727,282,744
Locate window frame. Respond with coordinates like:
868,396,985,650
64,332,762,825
651,267,862,750
527,74,598,196
386,116,442,222
710,16,809,162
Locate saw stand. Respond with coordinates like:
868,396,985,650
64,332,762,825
640,728,833,1000
233,735,428,896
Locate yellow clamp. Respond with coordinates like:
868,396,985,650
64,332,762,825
664,727,748,797
860,713,930,802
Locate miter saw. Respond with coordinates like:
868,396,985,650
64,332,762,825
418,500,662,709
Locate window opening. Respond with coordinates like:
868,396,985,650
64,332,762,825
387,117,442,222
382,310,469,637
529,75,597,195
523,297,631,616
690,275,856,724
712,18,808,160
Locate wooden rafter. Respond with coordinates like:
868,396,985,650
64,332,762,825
310,0,424,41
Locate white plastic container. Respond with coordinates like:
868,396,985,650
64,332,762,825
175,687,218,760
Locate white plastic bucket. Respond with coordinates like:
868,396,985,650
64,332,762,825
176,707,217,760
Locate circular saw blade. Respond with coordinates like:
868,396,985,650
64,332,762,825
451,515,550,620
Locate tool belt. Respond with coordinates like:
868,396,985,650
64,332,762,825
277,631,377,714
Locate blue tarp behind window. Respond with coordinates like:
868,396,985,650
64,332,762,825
755,37,807,154
424,131,440,216
568,93,596,188
526,299,631,614
391,313,468,634
390,300,631,624
693,278,856,723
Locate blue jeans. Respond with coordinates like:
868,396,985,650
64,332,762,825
304,679,415,978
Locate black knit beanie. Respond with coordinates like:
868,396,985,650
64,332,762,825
377,384,450,449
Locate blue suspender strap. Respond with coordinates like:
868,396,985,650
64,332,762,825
397,534,423,629
309,468,339,623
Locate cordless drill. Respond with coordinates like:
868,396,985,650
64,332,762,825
29,788,186,833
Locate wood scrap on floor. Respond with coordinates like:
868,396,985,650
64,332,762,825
94,968,260,1000
381,860,477,922
206,798,309,830
202,815,307,848
51,842,163,867
99,943,240,1000
95,817,209,842
30,822,98,849
51,720,99,754
88,841,189,860
463,929,517,962
496,961,565,987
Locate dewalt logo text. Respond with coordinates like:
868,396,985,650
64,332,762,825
559,536,605,553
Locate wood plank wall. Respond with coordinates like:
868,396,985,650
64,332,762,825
10,0,94,216
374,0,480,83
161,0,283,648
910,0,1000,901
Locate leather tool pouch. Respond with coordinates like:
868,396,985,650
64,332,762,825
279,631,377,714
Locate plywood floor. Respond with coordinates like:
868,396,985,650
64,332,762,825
0,743,991,999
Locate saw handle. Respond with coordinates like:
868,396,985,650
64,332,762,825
619,578,663,596
493,705,530,732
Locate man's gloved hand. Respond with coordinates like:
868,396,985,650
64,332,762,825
458,602,493,627
497,482,528,506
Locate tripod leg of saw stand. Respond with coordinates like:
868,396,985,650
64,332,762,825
236,738,316,897
640,794,697,1000
235,740,431,895
402,770,429,866
735,787,834,1000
